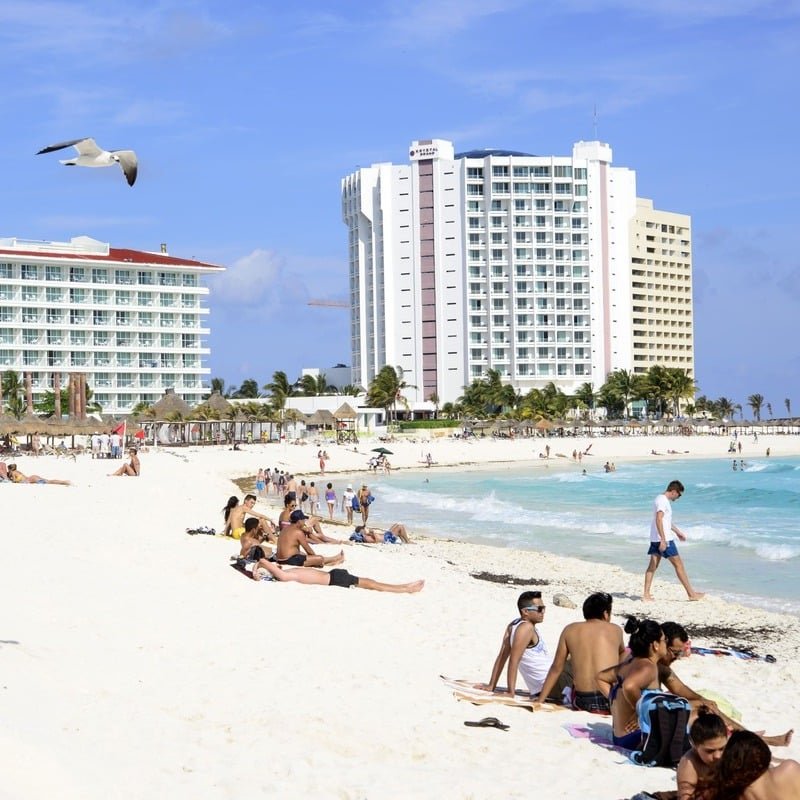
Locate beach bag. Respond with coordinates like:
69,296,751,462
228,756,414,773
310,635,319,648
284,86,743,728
352,496,360,511
631,692,691,767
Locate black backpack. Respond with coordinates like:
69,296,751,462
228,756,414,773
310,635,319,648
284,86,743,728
632,692,691,767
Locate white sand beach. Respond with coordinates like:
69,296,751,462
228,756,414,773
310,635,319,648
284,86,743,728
2,433,799,799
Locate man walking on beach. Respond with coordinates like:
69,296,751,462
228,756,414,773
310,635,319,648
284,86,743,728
643,480,704,601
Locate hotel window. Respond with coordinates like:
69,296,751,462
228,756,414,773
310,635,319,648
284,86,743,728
139,312,154,327
491,182,509,194
92,268,109,283
160,293,177,307
574,168,587,179
116,269,133,284
70,331,87,345
554,183,572,195
554,165,573,178
138,270,155,285
93,331,111,346
181,314,195,328
181,274,197,287
69,266,85,282
22,285,39,301
117,332,133,347
491,233,504,244
161,313,176,327
513,182,530,194
0,263,12,278
513,166,529,177
45,265,62,281
94,289,109,304
21,264,38,279
467,201,481,212
23,350,39,366
46,287,63,303
182,333,197,348
140,333,155,348
70,351,89,366
492,165,509,177
116,290,132,305
47,329,63,345
69,288,87,304
118,372,134,387
467,167,484,179
574,184,587,196
116,311,131,326
0,307,13,322
161,333,175,348
158,271,178,286
46,309,63,324
138,291,154,306
93,310,110,325
181,293,196,308
118,353,133,367
22,329,40,344
533,183,550,194
466,184,483,196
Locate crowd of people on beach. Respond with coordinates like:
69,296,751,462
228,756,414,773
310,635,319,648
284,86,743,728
473,588,795,799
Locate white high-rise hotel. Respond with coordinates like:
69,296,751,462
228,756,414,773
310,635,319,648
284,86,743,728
342,139,693,406
0,235,221,414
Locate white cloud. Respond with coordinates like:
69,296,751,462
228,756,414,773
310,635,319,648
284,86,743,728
209,248,283,304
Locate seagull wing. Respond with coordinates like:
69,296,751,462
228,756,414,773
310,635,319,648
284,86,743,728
36,137,102,157
113,150,138,186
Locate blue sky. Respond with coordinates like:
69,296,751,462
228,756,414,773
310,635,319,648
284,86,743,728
1,0,799,414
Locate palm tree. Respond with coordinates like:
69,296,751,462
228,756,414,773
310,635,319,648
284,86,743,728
429,391,440,419
234,378,261,399
367,366,415,425
786,398,792,418
300,374,335,396
573,382,595,419
2,370,22,410
6,393,25,419
747,393,764,421
601,369,641,418
440,401,456,420
339,384,363,397
766,402,773,418
715,397,735,420
34,388,70,416
665,368,696,418
209,377,228,398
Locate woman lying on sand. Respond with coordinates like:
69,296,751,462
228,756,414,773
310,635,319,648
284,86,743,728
6,464,71,485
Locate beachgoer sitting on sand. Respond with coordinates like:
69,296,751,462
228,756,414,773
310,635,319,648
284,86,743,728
245,558,424,593
275,511,344,568
474,591,566,701
535,591,626,713
596,618,667,750
290,509,352,546
6,463,71,486
659,621,793,747
223,494,277,540
352,523,411,544
110,448,140,477
711,730,800,799
238,518,274,561
677,709,728,800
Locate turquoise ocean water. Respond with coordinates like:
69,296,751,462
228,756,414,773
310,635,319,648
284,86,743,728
352,456,800,616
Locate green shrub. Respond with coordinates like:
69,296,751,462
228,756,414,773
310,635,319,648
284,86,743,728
398,419,461,431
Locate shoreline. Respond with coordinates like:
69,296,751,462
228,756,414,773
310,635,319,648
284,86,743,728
2,439,799,798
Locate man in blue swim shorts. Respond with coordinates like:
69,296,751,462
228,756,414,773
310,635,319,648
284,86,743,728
643,480,704,602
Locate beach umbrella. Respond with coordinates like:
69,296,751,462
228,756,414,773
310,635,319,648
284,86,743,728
371,447,393,455
534,418,554,431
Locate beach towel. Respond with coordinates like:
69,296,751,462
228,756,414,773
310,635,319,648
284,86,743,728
440,676,566,712
690,645,776,663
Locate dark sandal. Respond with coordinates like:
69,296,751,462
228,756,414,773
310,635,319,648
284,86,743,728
464,717,509,731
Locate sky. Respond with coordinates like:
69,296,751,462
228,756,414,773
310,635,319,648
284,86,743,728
1,0,799,415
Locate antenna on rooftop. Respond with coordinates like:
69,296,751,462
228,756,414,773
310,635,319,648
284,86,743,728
592,104,599,140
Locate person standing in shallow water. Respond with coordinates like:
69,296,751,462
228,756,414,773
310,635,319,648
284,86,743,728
643,480,704,602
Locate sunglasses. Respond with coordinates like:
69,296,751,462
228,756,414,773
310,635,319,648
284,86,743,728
522,605,546,613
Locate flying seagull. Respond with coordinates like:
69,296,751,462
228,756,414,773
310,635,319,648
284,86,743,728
36,137,138,186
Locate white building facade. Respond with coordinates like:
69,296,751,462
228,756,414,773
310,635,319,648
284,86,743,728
0,236,222,413
341,139,693,406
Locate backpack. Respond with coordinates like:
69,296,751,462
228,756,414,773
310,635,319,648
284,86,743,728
631,691,691,767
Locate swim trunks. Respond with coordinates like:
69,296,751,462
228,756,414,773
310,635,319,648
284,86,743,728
573,691,611,715
328,568,359,589
613,729,644,750
647,540,679,558
383,531,398,543
232,527,245,540
277,554,307,566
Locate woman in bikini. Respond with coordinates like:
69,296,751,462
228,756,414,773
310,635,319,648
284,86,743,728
597,618,667,751
676,709,728,800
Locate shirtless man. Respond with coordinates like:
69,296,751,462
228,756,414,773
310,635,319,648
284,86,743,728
7,464,71,485
227,494,277,541
247,559,424,593
660,621,793,747
534,591,625,713
110,448,140,477
238,518,274,561
275,511,344,568
353,523,411,544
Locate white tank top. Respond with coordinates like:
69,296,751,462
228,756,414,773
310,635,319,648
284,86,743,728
510,619,550,696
